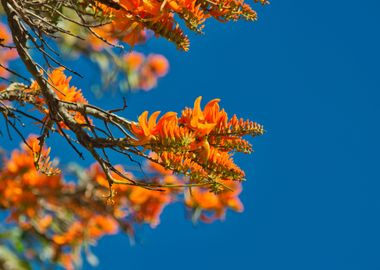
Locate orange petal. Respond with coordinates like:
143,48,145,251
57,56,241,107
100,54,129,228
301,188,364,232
204,98,220,111
191,96,204,127
196,122,216,136
148,111,161,130
156,111,177,128
204,98,221,122
138,111,150,136
131,122,143,137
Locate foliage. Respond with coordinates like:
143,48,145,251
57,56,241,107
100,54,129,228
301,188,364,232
0,0,267,268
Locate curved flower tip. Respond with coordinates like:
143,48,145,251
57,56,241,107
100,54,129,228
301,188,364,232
131,110,162,145
187,96,219,136
156,111,177,129
193,96,203,119
204,98,221,122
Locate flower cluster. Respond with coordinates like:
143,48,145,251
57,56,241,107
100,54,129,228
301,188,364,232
29,67,89,129
0,137,62,221
0,135,248,269
130,96,264,191
87,163,180,228
0,137,121,269
143,158,245,223
79,0,269,51
0,136,124,269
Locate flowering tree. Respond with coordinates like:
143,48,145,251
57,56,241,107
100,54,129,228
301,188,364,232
0,0,267,269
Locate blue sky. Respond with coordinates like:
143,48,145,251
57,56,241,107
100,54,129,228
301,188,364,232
3,0,380,269
87,1,380,269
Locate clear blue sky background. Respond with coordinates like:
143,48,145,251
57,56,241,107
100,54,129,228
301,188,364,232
3,0,380,269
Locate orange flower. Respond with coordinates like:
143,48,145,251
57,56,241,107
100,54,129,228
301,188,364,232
180,96,218,137
207,147,245,179
124,51,145,71
29,68,89,128
130,96,262,184
0,135,62,220
48,67,87,104
130,111,181,145
86,162,178,228
132,97,222,146
30,67,86,104
159,151,208,179
185,180,244,221
146,54,169,77
52,221,83,245
90,162,133,193
127,183,178,228
90,0,266,51
130,110,161,145
0,23,13,44
146,153,173,175
138,68,158,90
127,53,170,90
87,215,119,239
